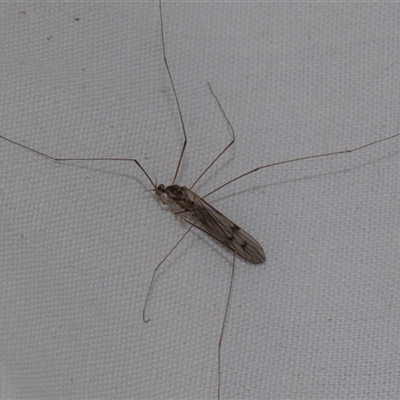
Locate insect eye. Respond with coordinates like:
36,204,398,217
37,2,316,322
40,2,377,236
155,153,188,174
156,184,165,194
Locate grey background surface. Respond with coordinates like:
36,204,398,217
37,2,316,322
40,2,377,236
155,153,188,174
1,1,400,399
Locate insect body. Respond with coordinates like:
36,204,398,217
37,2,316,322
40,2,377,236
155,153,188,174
156,184,265,264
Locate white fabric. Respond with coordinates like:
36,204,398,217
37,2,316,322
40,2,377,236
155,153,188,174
1,2,400,399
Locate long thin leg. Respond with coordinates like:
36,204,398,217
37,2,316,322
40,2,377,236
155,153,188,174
203,131,400,199
158,0,187,185
142,222,196,322
218,253,235,400
0,134,157,188
0,1,186,188
190,83,235,190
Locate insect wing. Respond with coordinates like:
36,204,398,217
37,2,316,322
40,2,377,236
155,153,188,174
186,189,265,264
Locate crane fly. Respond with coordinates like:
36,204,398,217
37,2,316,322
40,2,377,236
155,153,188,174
1,1,400,399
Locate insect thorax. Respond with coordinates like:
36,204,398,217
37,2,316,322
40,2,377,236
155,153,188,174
155,184,196,212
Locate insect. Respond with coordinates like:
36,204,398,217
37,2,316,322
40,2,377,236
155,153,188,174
1,1,400,399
